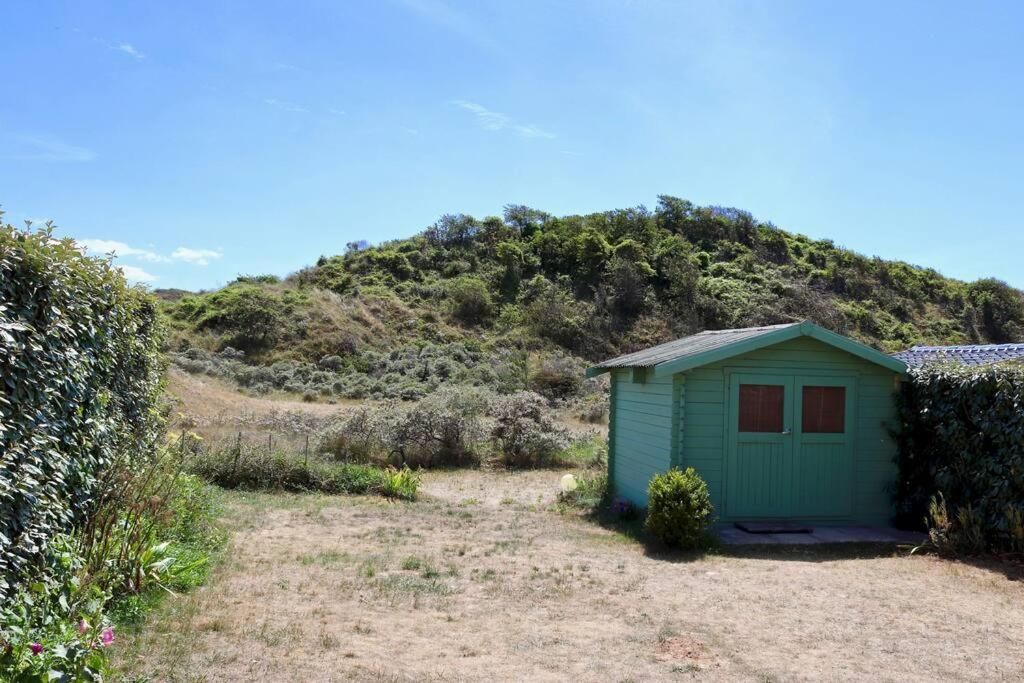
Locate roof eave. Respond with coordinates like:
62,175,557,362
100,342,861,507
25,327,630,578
803,323,908,374
589,321,909,379
650,324,805,378
651,320,908,378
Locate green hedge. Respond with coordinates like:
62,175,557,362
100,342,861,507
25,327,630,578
0,220,164,598
894,364,1024,551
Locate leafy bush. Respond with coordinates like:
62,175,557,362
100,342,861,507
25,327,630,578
0,464,223,681
520,277,601,354
318,387,490,468
388,387,489,467
968,278,1024,343
80,447,209,596
558,472,608,511
317,406,389,462
894,364,1024,553
574,394,608,423
645,468,714,549
0,220,164,600
528,354,584,401
179,283,285,350
379,468,421,501
490,392,571,467
917,494,988,557
0,536,111,680
447,276,493,325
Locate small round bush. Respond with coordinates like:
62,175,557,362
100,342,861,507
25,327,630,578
645,468,714,549
447,275,493,325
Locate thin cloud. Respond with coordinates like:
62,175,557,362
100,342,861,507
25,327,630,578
79,240,222,267
85,32,146,60
451,100,554,139
79,239,166,262
264,98,309,113
117,264,158,282
5,135,96,162
171,247,222,266
514,124,556,140
113,43,145,60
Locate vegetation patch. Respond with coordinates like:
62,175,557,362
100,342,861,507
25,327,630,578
645,468,715,550
315,386,587,470
186,438,420,500
1,218,164,595
0,220,222,680
895,364,1024,555
160,197,1024,407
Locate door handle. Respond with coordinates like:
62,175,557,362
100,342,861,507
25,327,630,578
781,428,793,435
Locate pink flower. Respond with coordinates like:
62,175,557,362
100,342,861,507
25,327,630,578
29,642,43,656
100,627,115,647
76,619,89,635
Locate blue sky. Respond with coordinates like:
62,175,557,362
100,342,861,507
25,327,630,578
2,1,1022,290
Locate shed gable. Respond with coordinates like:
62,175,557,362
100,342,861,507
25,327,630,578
677,335,900,524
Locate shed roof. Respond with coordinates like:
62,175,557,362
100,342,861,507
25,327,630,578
893,343,1024,367
587,320,907,378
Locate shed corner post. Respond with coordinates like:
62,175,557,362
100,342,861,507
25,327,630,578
607,370,618,496
670,372,685,469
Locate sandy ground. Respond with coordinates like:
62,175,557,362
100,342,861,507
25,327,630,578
168,368,359,423
115,471,1024,682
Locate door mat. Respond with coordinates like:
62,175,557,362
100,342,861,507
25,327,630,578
734,521,813,534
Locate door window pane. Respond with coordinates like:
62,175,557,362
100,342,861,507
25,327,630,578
738,384,784,432
802,386,846,433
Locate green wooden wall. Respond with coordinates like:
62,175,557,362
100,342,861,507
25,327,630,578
609,335,901,525
608,368,674,505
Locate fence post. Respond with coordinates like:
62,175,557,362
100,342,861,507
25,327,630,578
304,433,310,467
231,431,242,481
268,433,273,454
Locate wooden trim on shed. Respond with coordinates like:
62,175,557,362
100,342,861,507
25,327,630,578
607,373,618,496
587,321,908,379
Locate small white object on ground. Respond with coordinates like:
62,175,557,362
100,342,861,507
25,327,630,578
560,473,577,493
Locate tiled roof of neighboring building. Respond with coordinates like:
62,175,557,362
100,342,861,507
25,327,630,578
893,344,1024,367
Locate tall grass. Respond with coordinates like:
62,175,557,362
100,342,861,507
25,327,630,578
187,440,419,500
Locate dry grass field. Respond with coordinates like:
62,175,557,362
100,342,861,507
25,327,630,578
113,467,1024,682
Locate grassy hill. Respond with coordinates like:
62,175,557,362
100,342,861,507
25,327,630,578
159,196,1024,402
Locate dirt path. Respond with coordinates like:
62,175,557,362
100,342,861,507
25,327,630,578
116,471,1024,682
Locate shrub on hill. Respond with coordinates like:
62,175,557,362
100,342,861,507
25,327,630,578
170,342,532,400
447,275,494,325
160,197,1024,376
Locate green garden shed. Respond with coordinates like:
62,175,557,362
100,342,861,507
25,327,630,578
588,321,909,526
